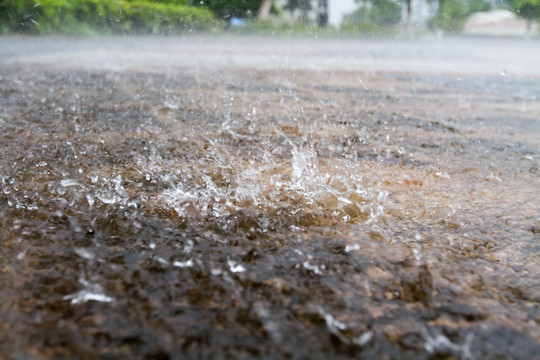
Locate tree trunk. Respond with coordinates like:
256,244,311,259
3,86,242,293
435,0,444,31
405,0,412,33
317,0,328,27
257,0,273,21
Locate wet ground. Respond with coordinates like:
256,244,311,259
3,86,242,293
0,35,539,359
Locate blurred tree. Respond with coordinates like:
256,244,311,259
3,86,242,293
404,0,412,31
190,0,263,23
284,0,312,24
429,0,490,32
141,0,190,4
317,0,328,27
430,0,466,31
257,0,273,20
354,0,407,31
511,0,540,30
0,0,216,34
348,0,402,27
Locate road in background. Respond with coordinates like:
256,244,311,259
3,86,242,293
1,35,539,77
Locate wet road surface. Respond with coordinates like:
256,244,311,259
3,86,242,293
1,35,539,359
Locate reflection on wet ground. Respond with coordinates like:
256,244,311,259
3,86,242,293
1,52,539,359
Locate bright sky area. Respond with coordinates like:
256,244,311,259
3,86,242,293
328,0,358,27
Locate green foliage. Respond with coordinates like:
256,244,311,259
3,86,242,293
0,0,42,33
283,0,312,12
38,0,124,34
511,0,540,21
430,0,468,31
190,0,262,21
369,0,401,26
129,0,189,4
429,0,491,32
340,20,398,36
0,0,217,34
120,1,216,33
283,0,312,24
343,0,402,28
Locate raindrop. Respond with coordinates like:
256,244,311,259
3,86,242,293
173,260,193,268
355,331,374,347
74,248,95,261
228,260,246,273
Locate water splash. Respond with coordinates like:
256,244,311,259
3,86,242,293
156,131,386,230
421,328,473,360
63,278,114,305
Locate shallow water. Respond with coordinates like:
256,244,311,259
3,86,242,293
0,36,539,359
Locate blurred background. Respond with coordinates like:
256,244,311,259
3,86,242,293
1,0,538,37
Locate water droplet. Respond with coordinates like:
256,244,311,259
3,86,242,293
74,248,95,261
303,261,323,275
355,331,374,347
228,260,246,273
63,283,113,305
173,259,193,268
86,194,94,208
60,179,82,187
